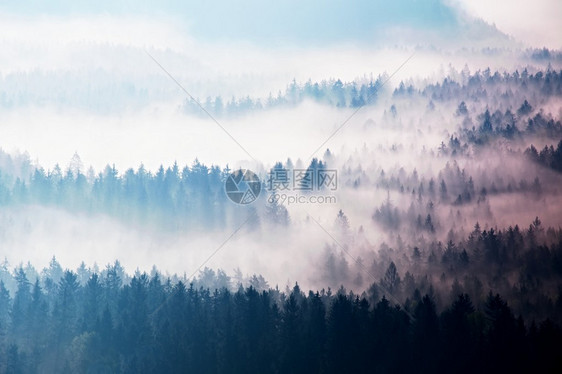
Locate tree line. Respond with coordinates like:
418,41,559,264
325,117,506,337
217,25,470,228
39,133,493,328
0,261,561,373
525,140,562,173
182,76,385,117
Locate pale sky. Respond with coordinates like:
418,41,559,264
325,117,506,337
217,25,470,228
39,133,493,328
456,0,561,49
0,0,559,49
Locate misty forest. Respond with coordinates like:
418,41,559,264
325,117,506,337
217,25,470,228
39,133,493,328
1,1,562,373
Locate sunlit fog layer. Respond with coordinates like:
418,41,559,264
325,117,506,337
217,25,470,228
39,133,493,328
0,2,561,294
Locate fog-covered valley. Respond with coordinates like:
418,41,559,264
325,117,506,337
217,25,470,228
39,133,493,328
1,1,562,372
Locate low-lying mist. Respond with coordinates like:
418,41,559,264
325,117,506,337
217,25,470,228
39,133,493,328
1,67,561,305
